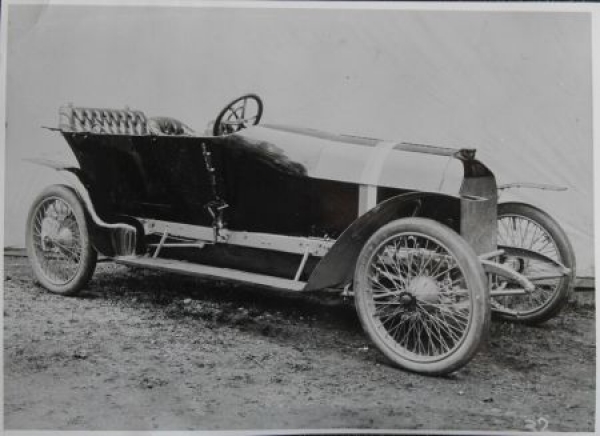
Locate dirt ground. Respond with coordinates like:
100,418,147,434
3,254,596,432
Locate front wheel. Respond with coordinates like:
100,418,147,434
492,202,576,324
354,218,490,376
26,184,97,295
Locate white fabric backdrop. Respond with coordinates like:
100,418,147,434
4,5,594,275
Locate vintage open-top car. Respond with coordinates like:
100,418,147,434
26,94,575,375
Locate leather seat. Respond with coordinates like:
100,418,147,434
59,105,196,137
147,117,195,136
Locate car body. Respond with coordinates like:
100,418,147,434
26,94,575,375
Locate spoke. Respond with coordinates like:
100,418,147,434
241,98,247,119
424,298,470,314
420,301,469,328
35,213,44,231
374,300,404,306
528,224,543,250
418,315,437,355
415,320,425,355
430,263,458,280
419,241,438,275
378,303,413,323
50,241,81,261
516,217,525,246
370,273,401,295
374,304,402,319
228,109,240,121
372,290,403,300
373,255,406,287
396,315,418,348
419,307,463,344
376,260,407,289
427,310,452,353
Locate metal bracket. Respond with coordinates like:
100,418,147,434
201,141,230,242
490,288,528,297
498,245,570,275
153,227,169,258
205,199,229,242
341,284,354,300
294,245,311,281
481,259,536,292
479,249,505,260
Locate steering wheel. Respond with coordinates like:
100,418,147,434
213,94,263,136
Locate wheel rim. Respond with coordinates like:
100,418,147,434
363,232,473,363
493,213,562,315
31,197,83,286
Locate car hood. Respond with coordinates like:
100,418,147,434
232,124,469,197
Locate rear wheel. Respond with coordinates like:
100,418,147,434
354,218,490,375
26,185,97,295
492,202,575,324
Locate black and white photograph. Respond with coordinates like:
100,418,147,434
2,1,596,432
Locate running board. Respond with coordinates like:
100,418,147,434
114,256,307,292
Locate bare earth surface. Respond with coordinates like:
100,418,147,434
4,255,595,431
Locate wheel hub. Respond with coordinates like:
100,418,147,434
41,217,73,249
505,256,527,273
55,227,74,246
396,290,416,309
409,276,440,304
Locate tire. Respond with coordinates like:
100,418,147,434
492,202,576,324
26,184,97,295
354,218,490,376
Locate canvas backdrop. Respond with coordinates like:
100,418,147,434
4,5,594,276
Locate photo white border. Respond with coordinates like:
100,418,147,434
0,1,597,435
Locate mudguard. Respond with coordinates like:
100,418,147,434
25,158,142,256
497,182,567,204
306,157,498,292
497,182,567,192
305,192,462,291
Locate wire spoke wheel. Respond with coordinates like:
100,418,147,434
492,203,575,324
354,218,489,375
26,185,97,295
31,197,83,285
368,235,471,359
494,215,560,312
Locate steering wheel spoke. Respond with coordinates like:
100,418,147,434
222,116,258,126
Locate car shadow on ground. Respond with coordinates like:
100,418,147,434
83,262,595,375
